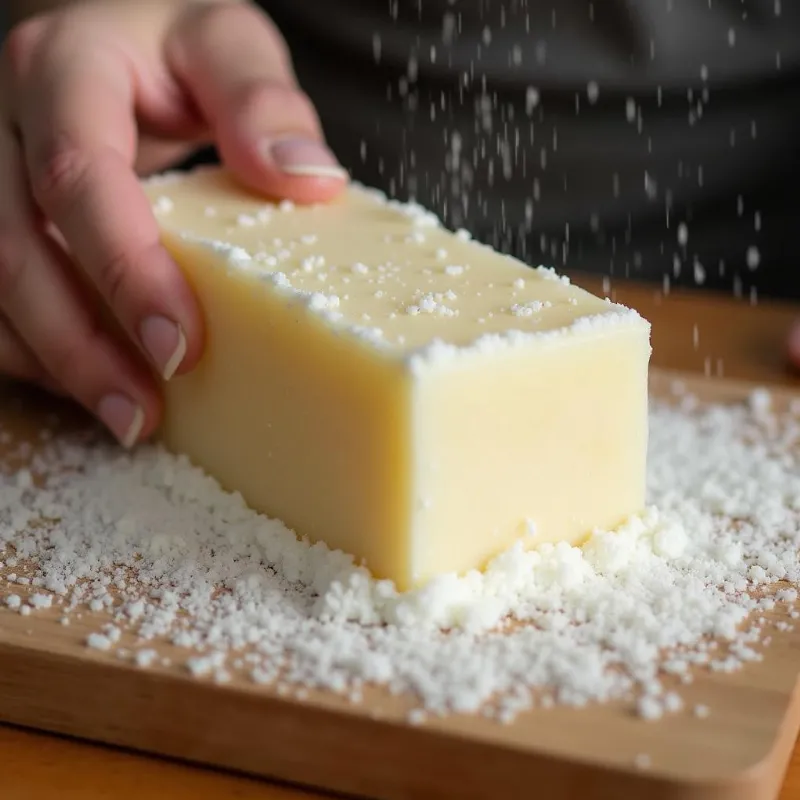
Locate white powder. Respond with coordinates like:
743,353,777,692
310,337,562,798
308,293,341,312
534,266,571,285
302,255,326,272
510,300,553,317
152,196,173,216
29,592,52,609
389,199,440,229
634,753,652,770
5,594,21,610
86,633,113,651
134,649,158,668
408,309,648,374
1,389,799,721
162,180,634,366
405,292,459,318
637,696,664,721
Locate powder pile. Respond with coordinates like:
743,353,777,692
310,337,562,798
1,386,799,722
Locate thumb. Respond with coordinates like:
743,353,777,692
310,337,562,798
167,1,347,203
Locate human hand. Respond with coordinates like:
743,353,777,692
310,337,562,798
0,0,346,446
789,322,800,372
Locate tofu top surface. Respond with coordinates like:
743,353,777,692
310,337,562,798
144,168,649,366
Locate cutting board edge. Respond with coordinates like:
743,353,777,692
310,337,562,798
1,368,800,799
0,631,798,800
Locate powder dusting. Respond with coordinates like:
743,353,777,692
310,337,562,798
1,386,799,722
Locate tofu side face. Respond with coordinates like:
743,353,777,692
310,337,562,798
409,326,651,586
157,235,416,587
144,168,651,592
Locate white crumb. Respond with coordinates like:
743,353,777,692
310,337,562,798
634,753,652,770
637,697,664,721
663,692,684,713
5,594,21,610
86,633,113,651
407,709,426,725
152,196,173,216
28,593,52,609
694,704,710,719
186,652,226,678
1,390,799,723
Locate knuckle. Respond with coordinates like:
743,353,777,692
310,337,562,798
178,0,293,75
191,0,249,29
190,0,274,41
31,140,92,213
0,222,26,299
96,248,130,308
181,0,266,54
238,80,317,126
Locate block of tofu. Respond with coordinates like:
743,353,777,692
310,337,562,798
143,168,651,592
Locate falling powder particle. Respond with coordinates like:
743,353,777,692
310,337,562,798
746,247,761,271
525,87,540,114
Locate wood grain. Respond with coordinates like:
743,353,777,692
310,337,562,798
1,276,799,800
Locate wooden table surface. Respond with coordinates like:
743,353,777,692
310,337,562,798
2,276,800,800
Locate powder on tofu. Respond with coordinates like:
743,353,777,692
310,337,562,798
1,386,799,722
143,168,651,590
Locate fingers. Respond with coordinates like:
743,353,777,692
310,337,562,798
134,137,197,176
0,122,161,446
10,38,204,384
788,322,800,372
168,1,347,203
0,312,43,385
0,314,65,396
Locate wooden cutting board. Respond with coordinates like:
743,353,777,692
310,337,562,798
1,370,799,800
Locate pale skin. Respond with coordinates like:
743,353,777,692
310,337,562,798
0,1,798,450
0,0,348,447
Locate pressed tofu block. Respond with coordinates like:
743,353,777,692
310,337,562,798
143,168,651,591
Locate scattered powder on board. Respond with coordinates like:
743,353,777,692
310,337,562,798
1,387,799,723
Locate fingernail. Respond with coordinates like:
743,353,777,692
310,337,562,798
266,137,348,180
97,393,144,449
139,316,186,380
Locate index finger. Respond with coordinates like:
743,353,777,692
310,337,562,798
13,43,203,381
168,1,347,204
